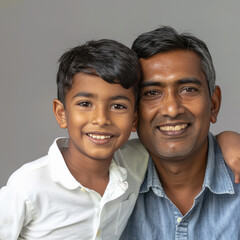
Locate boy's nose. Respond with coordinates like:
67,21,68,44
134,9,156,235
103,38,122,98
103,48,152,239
91,106,111,127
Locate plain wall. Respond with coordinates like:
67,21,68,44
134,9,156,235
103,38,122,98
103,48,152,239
0,0,239,187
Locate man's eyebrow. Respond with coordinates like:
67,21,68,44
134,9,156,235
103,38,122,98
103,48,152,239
140,81,164,88
140,78,202,88
177,78,202,86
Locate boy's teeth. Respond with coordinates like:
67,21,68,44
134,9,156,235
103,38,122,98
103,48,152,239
88,134,111,139
159,124,188,131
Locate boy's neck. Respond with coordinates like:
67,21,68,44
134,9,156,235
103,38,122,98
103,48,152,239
62,147,112,196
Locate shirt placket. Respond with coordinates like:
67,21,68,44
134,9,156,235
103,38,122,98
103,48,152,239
174,212,188,240
88,190,102,240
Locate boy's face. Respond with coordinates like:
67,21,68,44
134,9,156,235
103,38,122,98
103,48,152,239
54,73,137,162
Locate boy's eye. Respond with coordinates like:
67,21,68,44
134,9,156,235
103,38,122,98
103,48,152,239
111,104,127,109
77,101,92,107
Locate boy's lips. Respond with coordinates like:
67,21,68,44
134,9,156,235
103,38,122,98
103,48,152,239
86,132,114,144
86,133,112,140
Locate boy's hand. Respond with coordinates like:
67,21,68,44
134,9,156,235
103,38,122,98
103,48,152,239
216,131,240,184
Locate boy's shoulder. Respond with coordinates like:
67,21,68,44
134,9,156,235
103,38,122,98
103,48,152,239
7,155,50,188
6,138,65,189
5,137,75,194
113,138,149,183
119,138,148,157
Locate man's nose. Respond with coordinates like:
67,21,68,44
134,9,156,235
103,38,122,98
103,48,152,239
91,105,111,127
159,92,185,118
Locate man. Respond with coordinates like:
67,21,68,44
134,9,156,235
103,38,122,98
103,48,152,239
121,26,240,239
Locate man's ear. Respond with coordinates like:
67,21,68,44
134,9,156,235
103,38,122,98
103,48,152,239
131,111,138,132
210,85,222,124
53,99,67,129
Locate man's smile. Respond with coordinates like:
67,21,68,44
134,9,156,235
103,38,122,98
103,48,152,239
158,123,188,131
155,123,190,136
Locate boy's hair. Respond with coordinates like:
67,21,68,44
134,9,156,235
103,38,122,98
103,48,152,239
132,26,216,96
57,39,142,105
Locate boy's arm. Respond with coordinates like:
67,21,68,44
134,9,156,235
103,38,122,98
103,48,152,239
216,131,240,184
0,186,28,239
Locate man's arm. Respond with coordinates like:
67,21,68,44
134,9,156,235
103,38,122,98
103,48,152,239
216,131,240,183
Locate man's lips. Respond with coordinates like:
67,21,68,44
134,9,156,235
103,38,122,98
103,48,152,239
158,123,188,131
156,123,189,136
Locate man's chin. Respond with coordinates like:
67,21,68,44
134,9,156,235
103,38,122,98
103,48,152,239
150,144,194,161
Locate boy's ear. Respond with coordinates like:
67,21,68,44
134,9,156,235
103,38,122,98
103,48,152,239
53,99,67,129
210,85,222,124
131,111,138,132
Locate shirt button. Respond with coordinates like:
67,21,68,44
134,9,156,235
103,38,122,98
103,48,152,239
80,187,86,192
177,217,182,223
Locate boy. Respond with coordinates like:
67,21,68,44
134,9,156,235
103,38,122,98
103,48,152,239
0,39,149,239
0,39,239,240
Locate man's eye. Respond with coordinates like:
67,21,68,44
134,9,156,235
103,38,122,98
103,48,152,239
180,87,198,93
143,90,159,96
111,104,126,109
77,101,92,107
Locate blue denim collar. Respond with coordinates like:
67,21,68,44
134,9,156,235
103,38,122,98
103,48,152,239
140,132,235,195
203,132,234,194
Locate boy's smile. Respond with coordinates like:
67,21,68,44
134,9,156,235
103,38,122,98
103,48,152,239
54,73,137,163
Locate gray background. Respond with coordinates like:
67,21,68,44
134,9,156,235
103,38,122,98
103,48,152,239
0,0,239,187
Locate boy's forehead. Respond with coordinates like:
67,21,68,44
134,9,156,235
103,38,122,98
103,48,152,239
67,73,135,101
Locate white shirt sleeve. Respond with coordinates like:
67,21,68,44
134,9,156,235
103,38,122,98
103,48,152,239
0,186,33,240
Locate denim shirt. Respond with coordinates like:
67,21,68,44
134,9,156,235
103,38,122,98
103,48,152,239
121,133,240,240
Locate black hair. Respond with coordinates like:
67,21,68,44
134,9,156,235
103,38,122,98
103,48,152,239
57,39,142,105
132,26,215,95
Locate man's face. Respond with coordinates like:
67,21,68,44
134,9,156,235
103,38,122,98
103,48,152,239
137,50,219,162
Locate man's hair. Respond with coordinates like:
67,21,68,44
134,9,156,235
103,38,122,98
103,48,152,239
132,26,216,95
57,39,142,105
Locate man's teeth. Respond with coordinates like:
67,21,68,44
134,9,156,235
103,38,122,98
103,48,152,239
159,124,188,131
88,134,111,139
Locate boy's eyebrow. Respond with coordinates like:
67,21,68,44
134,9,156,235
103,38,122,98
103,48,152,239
73,92,95,99
140,78,202,88
73,92,131,102
110,95,131,102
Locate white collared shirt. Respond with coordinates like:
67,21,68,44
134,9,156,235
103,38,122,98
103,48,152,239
0,138,148,240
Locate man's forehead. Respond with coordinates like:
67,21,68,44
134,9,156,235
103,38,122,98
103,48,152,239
139,50,205,82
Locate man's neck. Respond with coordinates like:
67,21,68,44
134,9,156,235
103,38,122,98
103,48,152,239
151,146,208,215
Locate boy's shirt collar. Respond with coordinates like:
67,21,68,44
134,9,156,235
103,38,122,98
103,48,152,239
50,138,80,190
49,138,129,197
